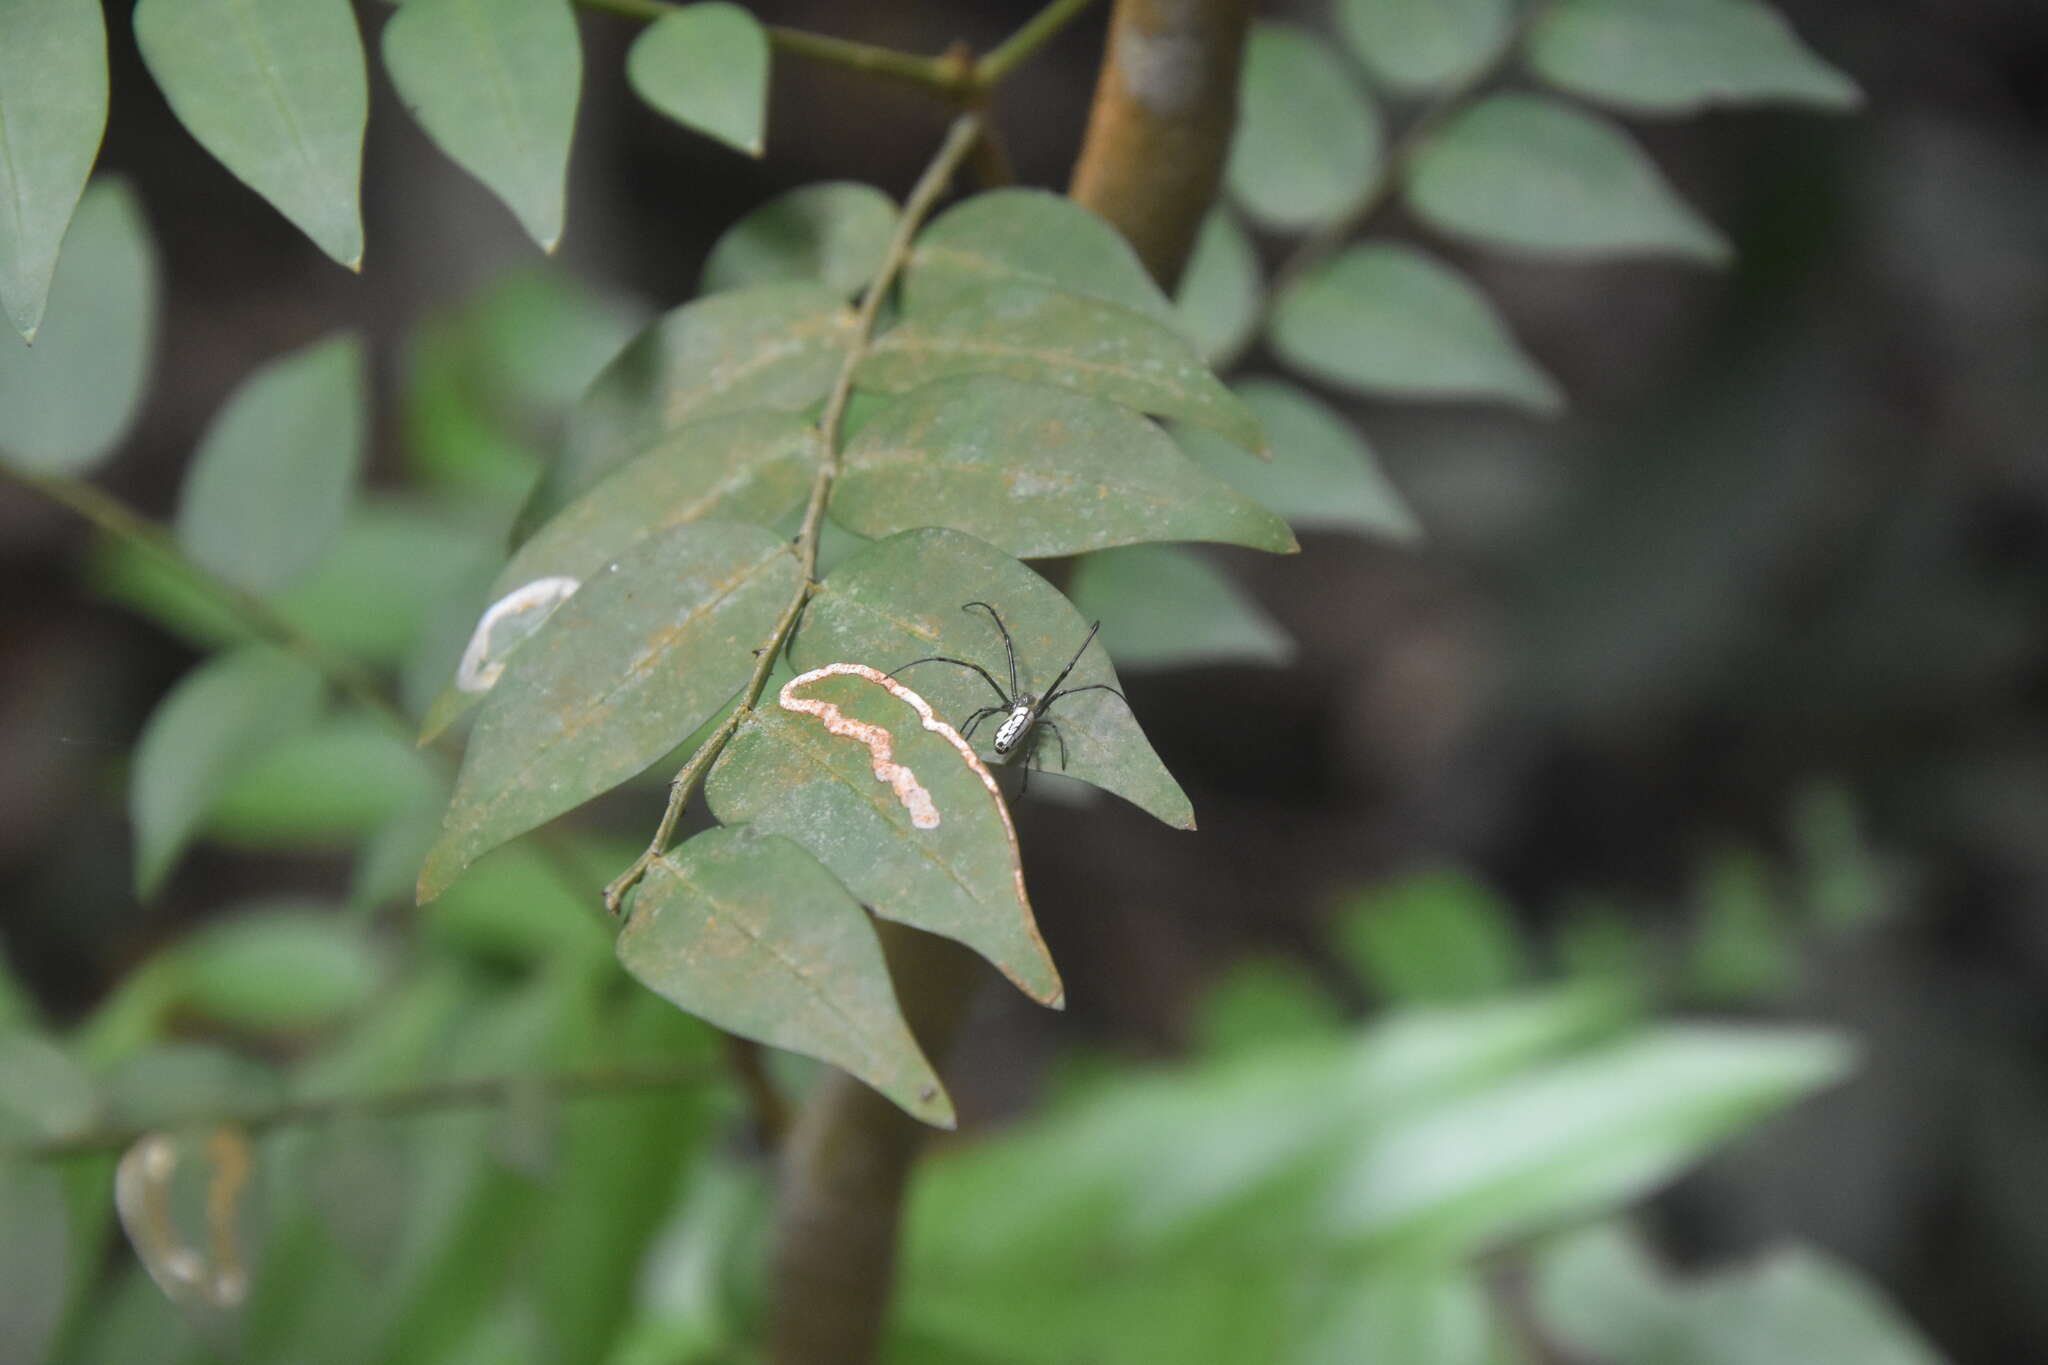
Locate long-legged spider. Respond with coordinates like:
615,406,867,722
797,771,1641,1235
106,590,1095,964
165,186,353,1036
889,602,1131,790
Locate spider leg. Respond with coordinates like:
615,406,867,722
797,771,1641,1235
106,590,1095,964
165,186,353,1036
888,656,1010,706
1045,682,1131,712
963,602,1021,699
1037,719,1069,770
960,705,1003,739
1041,620,1103,701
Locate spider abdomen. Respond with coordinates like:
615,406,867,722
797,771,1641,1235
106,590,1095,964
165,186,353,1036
993,701,1036,754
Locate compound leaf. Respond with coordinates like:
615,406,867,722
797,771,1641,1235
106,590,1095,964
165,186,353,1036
707,663,1060,1004
0,0,108,341
901,188,1176,325
793,527,1194,830
702,181,898,297
1174,207,1261,370
1179,380,1422,540
1227,22,1383,230
418,520,802,900
134,0,367,268
496,410,820,597
382,0,581,252
1069,545,1294,671
1528,0,1861,117
618,826,953,1125
1270,242,1561,413
530,281,853,525
0,178,156,472
174,334,364,595
1337,0,1512,91
131,646,325,896
859,281,1264,454
1406,94,1732,264
833,376,1295,558
626,2,769,157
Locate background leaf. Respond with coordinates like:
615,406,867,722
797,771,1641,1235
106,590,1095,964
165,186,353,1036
1529,0,1862,117
170,904,383,1031
1270,242,1562,412
833,375,1295,557
1174,208,1261,370
1068,545,1295,671
1179,380,1423,540
130,646,324,896
382,0,581,251
901,188,1176,325
1333,869,1529,1003
1227,21,1383,230
1336,0,1512,91
792,528,1195,829
706,663,1061,1003
0,178,156,472
0,0,108,340
1406,94,1733,263
174,334,364,595
206,717,440,846
0,1160,71,1365
419,520,801,899
626,2,770,157
702,180,898,297
617,826,954,1125
134,0,367,268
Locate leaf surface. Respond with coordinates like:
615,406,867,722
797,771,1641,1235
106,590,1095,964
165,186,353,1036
834,376,1294,557
1529,0,1861,116
382,0,581,251
0,179,155,472
626,2,769,156
794,528,1193,829
171,904,383,1031
702,181,898,297
134,0,367,267
1069,545,1293,671
617,826,954,1125
1270,242,1561,412
1336,0,1512,91
1406,94,1732,263
1174,208,1260,370
860,281,1264,453
1227,22,1383,230
0,0,108,340
901,188,1176,325
707,663,1060,1003
174,334,364,595
418,520,801,899
131,647,324,896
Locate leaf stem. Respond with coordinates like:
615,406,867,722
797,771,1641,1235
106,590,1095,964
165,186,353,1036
975,0,1104,86
9,1060,716,1163
602,112,988,918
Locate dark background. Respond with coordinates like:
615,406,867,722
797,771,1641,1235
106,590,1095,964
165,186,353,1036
3,2,2044,1360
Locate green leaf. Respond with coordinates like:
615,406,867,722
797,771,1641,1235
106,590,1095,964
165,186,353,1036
0,1033,98,1142
0,0,108,341
496,410,820,598
275,500,498,665
626,2,769,157
1179,380,1423,540
174,334,365,595
794,528,1194,829
1336,0,1512,91
860,281,1265,453
1190,957,1343,1055
206,717,440,846
105,1043,283,1129
0,1160,71,1365
1529,0,1861,116
418,520,801,900
706,662,1061,1004
833,375,1295,558
1174,208,1261,370
382,0,581,251
617,825,954,1125
531,281,853,524
170,904,383,1031
1269,242,1561,413
134,0,367,268
702,181,898,297
415,837,615,965
130,647,325,896
1227,22,1383,230
901,188,1176,325
1685,847,1797,1003
1333,869,1528,1004
1068,545,1294,671
1406,94,1732,264
0,178,156,471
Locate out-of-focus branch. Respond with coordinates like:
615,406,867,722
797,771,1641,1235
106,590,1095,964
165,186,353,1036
1068,0,1256,290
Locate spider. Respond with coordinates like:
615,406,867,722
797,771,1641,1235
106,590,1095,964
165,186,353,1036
889,602,1131,789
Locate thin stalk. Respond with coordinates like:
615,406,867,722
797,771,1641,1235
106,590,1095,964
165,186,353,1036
602,112,989,918
974,0,1104,86
11,1061,716,1163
